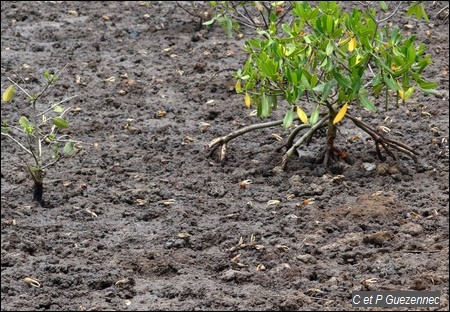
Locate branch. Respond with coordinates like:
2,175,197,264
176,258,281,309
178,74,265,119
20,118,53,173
230,2,259,29
1,132,33,156
346,113,418,162
436,5,449,19
208,116,300,160
175,1,203,20
41,155,63,170
37,95,78,117
259,2,270,29
376,2,403,24
7,77,32,99
277,115,329,170
279,113,330,152
275,3,294,27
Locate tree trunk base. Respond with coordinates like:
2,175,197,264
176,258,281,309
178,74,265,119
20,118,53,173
33,181,44,206
321,144,355,168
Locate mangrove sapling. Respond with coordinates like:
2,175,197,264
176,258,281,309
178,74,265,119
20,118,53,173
207,1,439,169
203,1,295,38
1,65,79,206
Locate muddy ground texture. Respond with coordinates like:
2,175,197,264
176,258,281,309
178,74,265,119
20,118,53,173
1,1,449,311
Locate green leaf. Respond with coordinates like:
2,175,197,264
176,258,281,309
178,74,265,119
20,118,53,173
19,116,34,134
359,94,377,112
326,15,334,34
321,81,334,102
310,73,318,88
372,84,384,97
333,71,352,89
203,17,216,26
286,68,298,85
402,72,410,87
383,75,401,91
63,141,78,157
1,126,11,134
406,45,416,64
269,11,277,23
419,5,429,21
269,95,278,111
282,23,291,36
304,35,312,44
53,105,63,113
320,56,328,69
310,105,320,125
326,40,334,56
43,71,51,80
259,94,270,117
406,3,429,21
53,117,69,129
312,83,325,93
379,1,388,11
19,116,30,128
418,88,441,96
350,75,362,97
417,80,438,90
259,56,277,79
43,71,59,83
217,15,234,38
283,108,294,129
404,86,415,99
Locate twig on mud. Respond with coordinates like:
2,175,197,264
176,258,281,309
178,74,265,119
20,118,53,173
436,5,449,19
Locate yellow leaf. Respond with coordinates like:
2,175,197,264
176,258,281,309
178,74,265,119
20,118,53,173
235,79,242,93
333,103,348,125
309,51,316,64
245,92,251,108
2,85,15,103
296,106,308,124
396,80,406,100
348,37,357,52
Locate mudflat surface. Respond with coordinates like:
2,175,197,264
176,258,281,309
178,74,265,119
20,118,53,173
1,1,449,311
